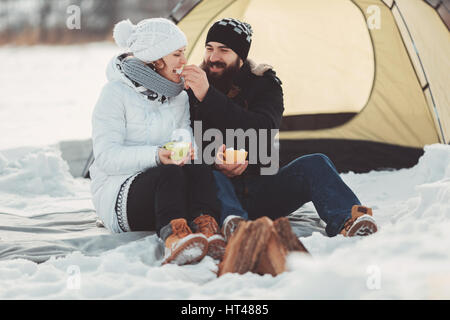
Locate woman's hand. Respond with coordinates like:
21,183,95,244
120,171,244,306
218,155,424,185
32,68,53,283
158,148,175,165
189,143,195,160
158,144,193,167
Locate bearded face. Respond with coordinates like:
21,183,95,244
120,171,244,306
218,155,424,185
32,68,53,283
200,42,243,94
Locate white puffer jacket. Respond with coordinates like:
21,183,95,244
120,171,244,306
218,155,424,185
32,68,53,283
89,55,193,233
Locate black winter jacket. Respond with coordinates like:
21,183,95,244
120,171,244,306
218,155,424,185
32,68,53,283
188,59,284,176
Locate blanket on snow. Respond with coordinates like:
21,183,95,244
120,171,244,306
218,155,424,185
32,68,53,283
0,201,325,263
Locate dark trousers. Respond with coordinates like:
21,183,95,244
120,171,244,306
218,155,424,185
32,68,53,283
126,164,220,236
214,153,361,237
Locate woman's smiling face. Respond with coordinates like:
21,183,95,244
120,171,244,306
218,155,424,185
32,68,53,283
153,47,187,83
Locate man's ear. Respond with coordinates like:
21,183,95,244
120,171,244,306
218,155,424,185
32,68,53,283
239,58,244,69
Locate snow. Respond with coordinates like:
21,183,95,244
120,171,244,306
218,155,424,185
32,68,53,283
1,43,449,299
0,42,122,149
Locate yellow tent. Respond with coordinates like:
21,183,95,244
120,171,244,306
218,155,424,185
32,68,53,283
173,0,450,172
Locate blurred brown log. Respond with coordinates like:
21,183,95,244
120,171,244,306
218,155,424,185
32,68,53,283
218,216,309,277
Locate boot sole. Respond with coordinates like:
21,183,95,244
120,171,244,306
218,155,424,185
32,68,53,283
348,216,378,237
163,235,208,265
207,237,227,261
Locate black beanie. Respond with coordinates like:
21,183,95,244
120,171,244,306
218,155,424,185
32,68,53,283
205,18,253,61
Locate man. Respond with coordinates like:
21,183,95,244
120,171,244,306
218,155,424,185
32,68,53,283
181,18,377,241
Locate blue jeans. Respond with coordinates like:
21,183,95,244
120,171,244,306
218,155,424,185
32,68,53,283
213,153,361,237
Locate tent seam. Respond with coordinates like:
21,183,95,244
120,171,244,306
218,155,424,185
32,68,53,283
392,1,446,143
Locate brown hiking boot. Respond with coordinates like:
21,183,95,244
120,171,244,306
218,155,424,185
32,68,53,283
161,218,208,265
340,205,378,237
192,215,226,261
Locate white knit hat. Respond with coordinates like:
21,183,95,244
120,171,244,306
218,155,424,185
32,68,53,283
113,18,187,63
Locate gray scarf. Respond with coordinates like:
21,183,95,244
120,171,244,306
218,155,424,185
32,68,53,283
117,53,184,101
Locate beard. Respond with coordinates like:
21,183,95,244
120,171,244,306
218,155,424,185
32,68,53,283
200,57,241,94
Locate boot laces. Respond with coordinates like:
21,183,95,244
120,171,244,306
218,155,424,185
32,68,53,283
195,215,218,237
343,217,356,232
171,219,191,238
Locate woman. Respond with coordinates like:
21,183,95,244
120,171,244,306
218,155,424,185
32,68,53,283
89,18,225,266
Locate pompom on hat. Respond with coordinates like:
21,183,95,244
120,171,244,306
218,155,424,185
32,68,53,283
113,18,187,63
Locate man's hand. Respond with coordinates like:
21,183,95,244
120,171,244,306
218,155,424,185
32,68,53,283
215,144,248,178
181,65,209,102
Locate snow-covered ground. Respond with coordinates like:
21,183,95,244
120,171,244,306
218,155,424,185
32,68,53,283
0,43,449,299
0,42,122,149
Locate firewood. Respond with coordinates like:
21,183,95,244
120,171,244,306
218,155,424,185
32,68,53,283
273,217,309,253
219,217,273,276
218,216,309,277
254,224,288,276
